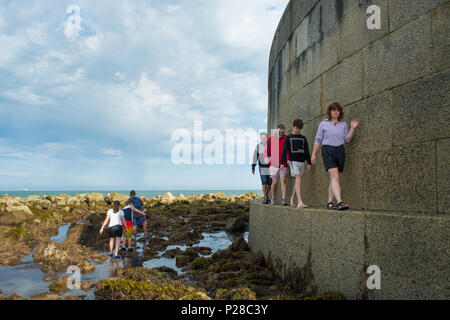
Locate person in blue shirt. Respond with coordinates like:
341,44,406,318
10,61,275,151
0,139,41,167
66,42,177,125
127,190,148,239
121,198,147,252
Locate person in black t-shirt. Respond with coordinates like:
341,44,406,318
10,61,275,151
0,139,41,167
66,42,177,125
280,119,312,208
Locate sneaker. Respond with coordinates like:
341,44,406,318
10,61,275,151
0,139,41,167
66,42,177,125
119,247,127,252
282,199,288,206
113,255,121,259
107,253,113,257
127,248,134,252
262,198,269,204
270,198,276,205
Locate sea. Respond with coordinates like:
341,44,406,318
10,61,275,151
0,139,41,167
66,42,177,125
0,190,263,199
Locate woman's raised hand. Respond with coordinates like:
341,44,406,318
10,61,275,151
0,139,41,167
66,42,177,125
351,118,360,129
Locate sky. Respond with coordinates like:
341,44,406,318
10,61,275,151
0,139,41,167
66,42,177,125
0,0,289,191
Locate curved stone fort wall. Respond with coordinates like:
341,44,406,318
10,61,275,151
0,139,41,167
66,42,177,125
249,0,449,299
267,0,449,213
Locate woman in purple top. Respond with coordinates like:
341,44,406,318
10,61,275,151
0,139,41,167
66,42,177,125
311,102,360,210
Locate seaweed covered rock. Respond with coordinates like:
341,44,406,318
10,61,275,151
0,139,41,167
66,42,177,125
94,267,210,300
229,237,249,252
33,241,96,273
104,193,128,205
215,287,257,300
49,275,70,295
224,216,246,233
0,204,33,225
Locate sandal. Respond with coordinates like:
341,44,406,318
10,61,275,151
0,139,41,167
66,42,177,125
326,202,336,210
336,202,349,211
297,204,308,208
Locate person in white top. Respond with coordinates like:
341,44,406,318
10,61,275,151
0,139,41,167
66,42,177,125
100,201,128,258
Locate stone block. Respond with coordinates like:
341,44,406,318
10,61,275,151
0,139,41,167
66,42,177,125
432,3,450,72
365,212,450,286
307,28,338,82
338,0,389,61
311,209,366,263
344,91,394,154
389,0,448,32
287,53,308,96
323,51,364,108
287,76,322,124
330,257,365,299
391,69,450,145
437,139,450,214
371,271,450,300
363,14,433,96
311,252,332,291
362,142,437,213
340,152,364,210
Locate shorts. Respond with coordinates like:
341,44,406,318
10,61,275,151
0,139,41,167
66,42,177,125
133,213,146,226
123,221,134,238
322,145,346,173
260,174,272,185
269,166,288,178
289,161,305,177
109,225,123,238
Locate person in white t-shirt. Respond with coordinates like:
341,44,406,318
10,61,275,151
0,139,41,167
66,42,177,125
100,201,128,259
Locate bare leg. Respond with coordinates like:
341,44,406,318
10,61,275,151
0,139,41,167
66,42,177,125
114,237,121,256
280,174,287,200
271,177,279,200
296,175,307,207
143,220,148,234
109,238,114,255
290,185,296,207
329,168,342,204
262,184,269,200
122,235,127,249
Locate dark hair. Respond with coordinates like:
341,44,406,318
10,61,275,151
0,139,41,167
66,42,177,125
130,190,136,196
277,124,285,130
327,102,344,121
293,119,304,130
127,199,135,205
113,201,120,206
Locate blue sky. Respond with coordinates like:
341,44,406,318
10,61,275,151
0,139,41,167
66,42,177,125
0,0,289,190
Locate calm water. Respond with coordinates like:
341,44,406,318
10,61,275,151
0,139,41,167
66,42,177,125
1,190,262,198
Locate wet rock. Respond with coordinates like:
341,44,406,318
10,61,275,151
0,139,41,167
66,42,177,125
49,275,70,295
153,266,178,279
6,293,24,300
143,248,159,260
0,205,33,225
95,269,210,300
229,237,250,252
148,237,169,251
28,292,60,300
62,295,84,300
162,248,181,258
80,281,96,291
104,193,128,205
224,217,246,233
175,254,198,267
215,287,257,300
33,241,96,273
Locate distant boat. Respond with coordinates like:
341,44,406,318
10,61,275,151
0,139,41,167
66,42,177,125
22,188,28,191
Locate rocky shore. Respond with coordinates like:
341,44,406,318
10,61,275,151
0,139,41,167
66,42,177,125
0,192,344,300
